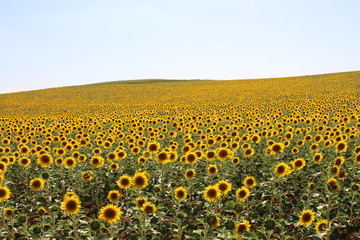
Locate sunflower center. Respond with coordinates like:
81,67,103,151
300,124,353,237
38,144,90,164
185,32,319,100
219,150,228,158
149,144,158,151
277,166,285,173
207,152,215,158
135,176,145,185
41,156,50,163
32,180,41,188
66,200,78,211
272,145,281,152
238,190,246,198
67,159,74,165
158,153,167,161
237,224,246,233
110,193,118,199
302,213,311,222
295,161,302,167
207,189,217,198
177,191,185,197
0,189,6,197
246,179,254,185
121,179,130,185
219,183,228,191
104,208,116,218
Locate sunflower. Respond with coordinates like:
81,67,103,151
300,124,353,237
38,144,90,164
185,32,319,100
107,153,118,162
18,157,31,167
308,182,315,191
184,152,198,164
356,154,360,164
299,209,315,226
207,164,218,175
92,148,102,155
3,208,14,218
174,187,188,201
147,141,160,153
270,143,284,154
0,186,11,202
156,151,169,164
61,196,81,215
184,169,196,179
109,163,119,170
99,204,122,223
334,156,345,167
216,180,232,195
37,153,53,168
0,162,8,173
274,163,291,177
29,178,45,191
243,176,256,188
291,158,306,170
117,175,132,189
315,219,330,233
55,158,63,165
205,150,216,161
234,220,251,235
19,145,30,155
82,171,94,182
132,172,149,189
63,157,76,169
337,170,347,180
232,157,240,164
209,215,220,228
313,153,323,163
107,190,121,203
236,187,250,201
309,143,319,152
244,148,255,158
142,202,157,214
335,141,348,153
203,185,221,202
90,156,104,168
135,197,147,209
216,148,232,161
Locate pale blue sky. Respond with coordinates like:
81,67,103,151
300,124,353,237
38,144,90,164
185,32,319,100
1,0,359,93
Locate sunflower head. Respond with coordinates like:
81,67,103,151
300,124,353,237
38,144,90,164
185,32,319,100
135,197,147,209
274,163,291,177
299,209,315,226
208,215,220,229
29,178,45,191
316,219,330,233
234,220,251,235
99,204,122,223
216,180,232,195
61,197,81,215
184,169,196,179
236,187,250,201
3,208,14,218
174,187,188,201
142,203,157,214
244,176,256,188
37,154,53,168
132,172,149,189
203,185,221,202
117,175,132,189
107,190,121,203
207,165,218,175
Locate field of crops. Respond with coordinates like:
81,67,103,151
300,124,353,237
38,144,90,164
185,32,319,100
0,71,359,239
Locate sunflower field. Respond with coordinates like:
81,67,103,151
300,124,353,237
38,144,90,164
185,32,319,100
0,71,359,239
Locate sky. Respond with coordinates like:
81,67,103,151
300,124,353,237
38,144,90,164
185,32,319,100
0,0,359,93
